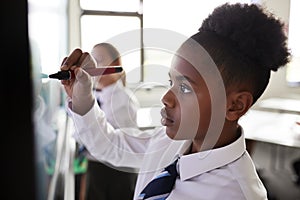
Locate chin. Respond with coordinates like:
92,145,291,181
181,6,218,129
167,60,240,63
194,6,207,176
165,127,176,139
165,128,185,140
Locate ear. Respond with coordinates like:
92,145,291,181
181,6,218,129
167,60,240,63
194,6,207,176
226,91,253,121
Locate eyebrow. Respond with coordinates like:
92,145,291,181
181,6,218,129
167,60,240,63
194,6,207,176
168,72,197,85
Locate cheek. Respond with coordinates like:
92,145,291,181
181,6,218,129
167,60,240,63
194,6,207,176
182,106,200,138
179,93,212,140
174,95,201,140
197,93,212,137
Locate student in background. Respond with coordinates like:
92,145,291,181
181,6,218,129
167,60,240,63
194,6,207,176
61,3,290,199
78,43,139,200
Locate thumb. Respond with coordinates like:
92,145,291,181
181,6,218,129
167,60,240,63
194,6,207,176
71,67,94,115
75,68,91,86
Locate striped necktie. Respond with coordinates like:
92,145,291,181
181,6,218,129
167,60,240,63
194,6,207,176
93,88,102,108
96,98,102,108
138,159,179,200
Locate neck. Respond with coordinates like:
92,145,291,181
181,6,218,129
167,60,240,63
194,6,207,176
190,121,240,153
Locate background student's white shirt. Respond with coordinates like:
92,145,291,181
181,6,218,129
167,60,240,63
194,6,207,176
86,79,140,161
94,79,139,129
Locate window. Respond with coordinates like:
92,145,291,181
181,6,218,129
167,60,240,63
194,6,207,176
80,0,140,12
81,15,142,83
79,0,250,86
80,0,142,83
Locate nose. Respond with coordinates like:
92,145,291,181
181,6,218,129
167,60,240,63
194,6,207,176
161,89,176,108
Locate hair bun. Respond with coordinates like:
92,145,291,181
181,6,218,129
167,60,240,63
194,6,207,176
199,3,290,71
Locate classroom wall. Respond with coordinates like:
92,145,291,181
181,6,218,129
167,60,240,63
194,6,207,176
259,0,300,101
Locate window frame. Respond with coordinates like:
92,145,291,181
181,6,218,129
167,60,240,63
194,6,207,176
79,1,145,82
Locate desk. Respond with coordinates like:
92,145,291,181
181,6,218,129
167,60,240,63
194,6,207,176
239,108,300,171
257,97,300,114
239,109,300,148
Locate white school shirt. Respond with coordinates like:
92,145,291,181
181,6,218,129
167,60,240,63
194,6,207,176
83,80,140,169
71,102,268,200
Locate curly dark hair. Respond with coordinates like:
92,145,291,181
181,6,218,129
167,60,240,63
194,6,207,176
190,3,290,103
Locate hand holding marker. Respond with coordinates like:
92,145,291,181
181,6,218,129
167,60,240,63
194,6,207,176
48,66,123,80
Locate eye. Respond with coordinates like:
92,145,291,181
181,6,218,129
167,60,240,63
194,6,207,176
180,83,192,94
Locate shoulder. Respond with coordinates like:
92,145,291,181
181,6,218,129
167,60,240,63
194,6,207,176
226,152,268,199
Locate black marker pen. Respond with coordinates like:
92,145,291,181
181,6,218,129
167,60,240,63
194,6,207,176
49,66,123,80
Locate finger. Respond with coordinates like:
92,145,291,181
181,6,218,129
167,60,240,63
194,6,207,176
74,67,91,84
61,48,83,70
61,57,68,66
60,57,68,70
77,52,90,69
79,52,96,70
61,79,70,85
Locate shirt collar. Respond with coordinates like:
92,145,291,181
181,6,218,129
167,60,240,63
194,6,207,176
178,129,246,181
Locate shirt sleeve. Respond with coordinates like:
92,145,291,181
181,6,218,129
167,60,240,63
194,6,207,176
99,83,139,129
99,80,140,129
69,100,156,169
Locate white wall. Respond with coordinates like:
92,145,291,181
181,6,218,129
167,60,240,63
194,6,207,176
258,0,300,102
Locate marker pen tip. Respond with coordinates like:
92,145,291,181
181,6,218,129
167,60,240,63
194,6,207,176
40,73,48,79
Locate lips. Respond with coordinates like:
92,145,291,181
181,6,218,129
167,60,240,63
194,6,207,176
160,108,174,126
